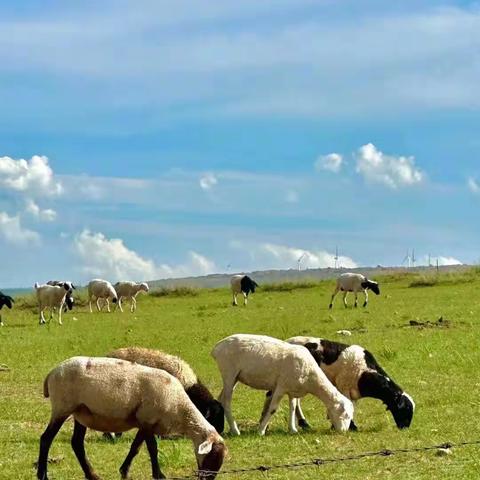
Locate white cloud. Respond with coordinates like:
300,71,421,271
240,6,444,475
25,199,57,222
73,229,216,281
199,173,218,191
355,143,424,189
0,211,40,246
420,255,462,266
467,177,480,194
231,240,357,270
315,153,343,173
0,155,62,197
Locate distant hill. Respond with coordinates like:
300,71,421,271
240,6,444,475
148,264,471,290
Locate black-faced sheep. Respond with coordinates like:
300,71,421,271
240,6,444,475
230,274,258,306
46,280,75,312
87,279,118,313
113,281,149,313
211,334,353,435
37,356,227,480
35,282,73,325
329,272,380,309
0,291,14,326
284,336,415,430
108,347,224,434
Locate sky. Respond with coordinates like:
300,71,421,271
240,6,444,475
0,0,479,287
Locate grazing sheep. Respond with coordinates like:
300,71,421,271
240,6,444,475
113,281,149,313
47,281,75,313
87,279,118,313
329,273,380,309
285,336,415,430
0,291,14,326
34,282,73,325
230,274,258,306
212,334,353,435
108,347,224,434
37,356,227,480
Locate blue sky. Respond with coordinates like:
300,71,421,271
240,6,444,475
0,0,479,287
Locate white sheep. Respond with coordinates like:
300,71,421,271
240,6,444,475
108,347,224,434
46,280,75,313
211,334,353,435
87,279,118,313
37,356,227,480
113,281,149,313
230,274,258,306
34,282,73,325
285,336,415,430
329,273,380,309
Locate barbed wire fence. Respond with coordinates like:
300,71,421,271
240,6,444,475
163,439,480,479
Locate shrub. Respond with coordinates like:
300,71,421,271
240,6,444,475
150,286,200,298
261,281,317,293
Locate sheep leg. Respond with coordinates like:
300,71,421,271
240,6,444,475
39,307,46,325
219,377,240,435
37,415,69,480
363,290,368,308
71,420,100,480
354,292,358,308
343,291,348,308
106,299,111,313
243,292,248,306
89,297,93,313
96,298,102,312
295,399,311,429
329,287,340,309
118,297,124,313
131,297,137,313
258,388,284,435
232,292,238,306
58,305,63,325
145,434,165,479
288,396,298,433
119,429,146,479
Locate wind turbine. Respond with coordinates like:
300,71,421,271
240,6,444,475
334,246,339,270
297,252,308,271
402,250,411,268
411,249,416,268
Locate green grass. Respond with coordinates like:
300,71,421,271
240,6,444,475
1,273,480,479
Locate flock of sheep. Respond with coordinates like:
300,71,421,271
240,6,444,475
2,271,415,479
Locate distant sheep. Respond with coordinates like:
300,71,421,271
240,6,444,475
35,282,73,325
329,273,380,309
212,334,353,435
113,281,149,313
108,347,224,434
46,280,75,312
285,336,415,430
37,356,227,480
87,279,118,313
0,291,14,326
230,274,258,306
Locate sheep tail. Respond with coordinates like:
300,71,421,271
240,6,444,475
43,372,50,398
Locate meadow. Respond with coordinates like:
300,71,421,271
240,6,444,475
1,271,480,479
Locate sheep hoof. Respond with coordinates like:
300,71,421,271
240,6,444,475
328,304,333,309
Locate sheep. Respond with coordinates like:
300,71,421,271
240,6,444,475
329,273,380,309
230,274,258,306
0,291,14,326
211,334,353,435
107,347,224,434
46,281,75,313
113,281,149,313
284,336,415,430
34,282,74,325
87,279,118,313
37,356,227,480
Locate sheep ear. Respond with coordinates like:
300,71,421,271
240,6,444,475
304,342,319,351
198,440,213,455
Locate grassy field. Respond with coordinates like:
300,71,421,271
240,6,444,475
1,271,480,479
